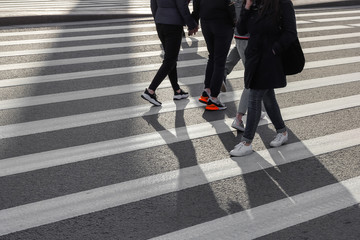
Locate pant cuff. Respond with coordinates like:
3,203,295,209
276,127,287,134
241,136,252,144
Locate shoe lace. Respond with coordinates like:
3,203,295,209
273,133,283,142
212,98,224,106
235,141,246,148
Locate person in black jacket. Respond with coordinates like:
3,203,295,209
192,0,236,111
141,0,198,106
230,0,297,156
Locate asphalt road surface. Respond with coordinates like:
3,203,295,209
0,2,360,240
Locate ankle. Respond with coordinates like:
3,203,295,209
205,88,211,95
147,88,155,95
236,113,244,122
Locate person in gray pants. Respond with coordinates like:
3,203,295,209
223,0,266,131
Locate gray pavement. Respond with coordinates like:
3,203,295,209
0,2,360,239
0,0,152,26
0,0,359,26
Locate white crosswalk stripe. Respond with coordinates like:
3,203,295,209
0,6,360,239
1,95,360,176
0,0,152,15
1,129,360,236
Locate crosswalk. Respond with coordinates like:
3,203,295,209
0,6,360,240
0,0,151,16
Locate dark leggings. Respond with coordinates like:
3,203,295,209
201,19,234,98
149,23,183,92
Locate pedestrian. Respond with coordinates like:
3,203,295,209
192,0,236,111
230,0,297,156
141,0,199,106
222,0,266,131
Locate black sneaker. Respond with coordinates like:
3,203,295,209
173,89,189,100
141,88,162,106
205,98,227,111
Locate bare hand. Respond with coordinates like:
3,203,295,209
188,26,199,36
245,0,253,9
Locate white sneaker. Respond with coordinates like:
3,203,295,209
270,132,288,147
231,118,245,131
230,141,253,157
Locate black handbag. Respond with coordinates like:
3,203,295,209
281,37,305,75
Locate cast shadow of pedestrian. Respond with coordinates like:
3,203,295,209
224,123,357,235
142,100,229,234
201,105,243,154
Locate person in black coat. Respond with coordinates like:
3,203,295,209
230,0,297,156
141,0,198,106
192,0,236,111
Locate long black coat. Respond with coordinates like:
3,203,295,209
237,0,297,89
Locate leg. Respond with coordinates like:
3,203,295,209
201,20,215,90
197,21,214,104
237,39,249,115
237,39,248,67
222,44,241,92
225,46,241,75
168,63,180,92
262,89,286,133
262,89,288,147
230,89,265,156
233,39,249,122
236,39,266,118
264,89,288,147
241,89,267,143
238,88,250,115
148,24,183,91
209,23,234,98
231,87,249,130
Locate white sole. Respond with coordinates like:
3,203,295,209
230,149,253,157
231,124,245,131
173,94,189,100
141,93,161,106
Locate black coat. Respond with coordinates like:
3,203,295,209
237,0,297,89
192,0,235,26
151,0,197,30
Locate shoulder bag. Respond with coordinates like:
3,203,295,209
281,37,305,75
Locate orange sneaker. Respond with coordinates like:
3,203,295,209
198,91,210,104
205,98,227,111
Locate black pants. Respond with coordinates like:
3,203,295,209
201,19,234,98
149,23,183,92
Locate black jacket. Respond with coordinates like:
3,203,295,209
237,0,297,89
192,0,235,26
151,0,197,30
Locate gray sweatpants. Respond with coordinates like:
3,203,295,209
225,39,251,115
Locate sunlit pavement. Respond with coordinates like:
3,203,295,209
0,0,359,26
